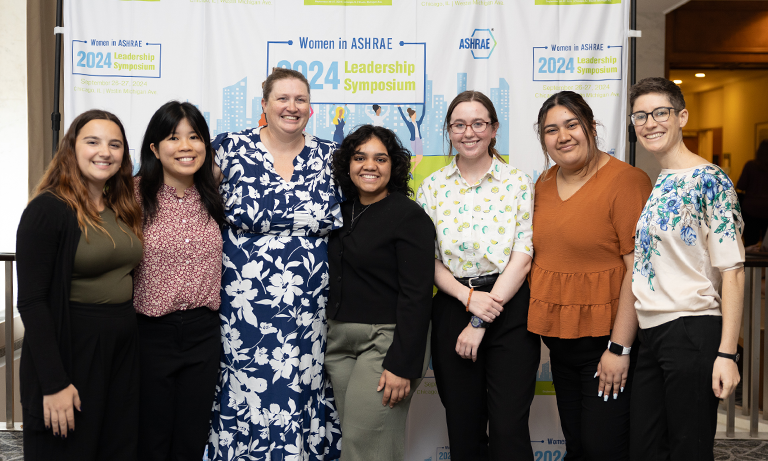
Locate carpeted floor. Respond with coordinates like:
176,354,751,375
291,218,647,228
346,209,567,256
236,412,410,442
0,432,765,460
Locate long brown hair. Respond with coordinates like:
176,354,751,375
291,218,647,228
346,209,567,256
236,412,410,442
444,91,505,163
33,109,143,242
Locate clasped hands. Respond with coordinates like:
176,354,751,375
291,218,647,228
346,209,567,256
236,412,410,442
456,290,504,362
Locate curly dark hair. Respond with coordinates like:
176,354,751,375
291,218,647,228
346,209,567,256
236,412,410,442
332,125,413,199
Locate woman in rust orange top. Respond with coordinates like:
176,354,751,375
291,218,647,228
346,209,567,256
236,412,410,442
528,91,652,461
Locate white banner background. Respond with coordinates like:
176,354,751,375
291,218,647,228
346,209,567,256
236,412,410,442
64,1,629,459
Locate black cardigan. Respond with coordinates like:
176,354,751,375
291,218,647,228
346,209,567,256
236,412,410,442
327,192,435,379
16,193,81,423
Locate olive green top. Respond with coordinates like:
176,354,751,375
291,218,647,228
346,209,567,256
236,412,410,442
70,207,143,304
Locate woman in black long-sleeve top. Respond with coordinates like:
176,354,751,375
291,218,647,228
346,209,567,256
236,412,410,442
16,110,143,460
327,125,434,461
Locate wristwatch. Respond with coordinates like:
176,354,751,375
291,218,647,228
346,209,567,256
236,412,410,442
717,351,740,363
607,340,631,356
470,315,488,328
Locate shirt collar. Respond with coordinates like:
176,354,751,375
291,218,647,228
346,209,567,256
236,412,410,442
159,183,198,198
444,156,504,183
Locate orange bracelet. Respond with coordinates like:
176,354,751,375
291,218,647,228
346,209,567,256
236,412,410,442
465,287,474,312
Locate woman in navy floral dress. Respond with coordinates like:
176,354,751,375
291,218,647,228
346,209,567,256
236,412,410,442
207,68,342,461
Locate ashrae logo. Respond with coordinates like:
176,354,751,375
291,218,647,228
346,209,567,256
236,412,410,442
458,29,497,59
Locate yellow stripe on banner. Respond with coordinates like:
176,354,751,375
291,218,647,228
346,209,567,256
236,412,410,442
535,0,620,4
304,0,392,5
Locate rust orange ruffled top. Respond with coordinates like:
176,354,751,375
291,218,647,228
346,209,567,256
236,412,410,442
528,156,652,339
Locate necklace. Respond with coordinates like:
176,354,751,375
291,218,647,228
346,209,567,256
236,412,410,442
351,200,371,225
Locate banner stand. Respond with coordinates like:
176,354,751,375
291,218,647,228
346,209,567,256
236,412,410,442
51,0,63,157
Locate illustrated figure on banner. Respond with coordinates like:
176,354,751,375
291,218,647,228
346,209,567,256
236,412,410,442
333,106,346,145
397,105,426,174
206,68,343,461
366,104,390,127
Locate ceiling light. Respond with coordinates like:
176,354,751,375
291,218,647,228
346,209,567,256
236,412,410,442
695,73,705,78
673,80,683,84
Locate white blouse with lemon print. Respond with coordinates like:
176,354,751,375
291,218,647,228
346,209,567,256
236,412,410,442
416,156,534,278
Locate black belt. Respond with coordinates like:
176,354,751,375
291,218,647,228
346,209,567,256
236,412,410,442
455,274,499,288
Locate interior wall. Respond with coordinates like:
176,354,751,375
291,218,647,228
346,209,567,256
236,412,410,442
628,10,668,183
722,73,768,182
0,0,29,253
682,74,768,182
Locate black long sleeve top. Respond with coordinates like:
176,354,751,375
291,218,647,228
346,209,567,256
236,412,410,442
328,192,435,379
16,193,81,424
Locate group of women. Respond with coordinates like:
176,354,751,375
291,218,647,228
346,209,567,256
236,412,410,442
15,69,744,461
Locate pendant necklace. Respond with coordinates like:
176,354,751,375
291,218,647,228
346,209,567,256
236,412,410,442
351,200,371,226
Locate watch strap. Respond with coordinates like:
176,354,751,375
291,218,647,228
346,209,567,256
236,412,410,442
717,351,740,363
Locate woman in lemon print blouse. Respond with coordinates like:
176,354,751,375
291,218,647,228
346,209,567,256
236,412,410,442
416,91,539,461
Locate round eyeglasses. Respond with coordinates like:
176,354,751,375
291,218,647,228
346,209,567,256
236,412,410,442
629,107,677,126
448,121,493,134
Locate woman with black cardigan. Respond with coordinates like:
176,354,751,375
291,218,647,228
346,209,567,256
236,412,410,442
16,110,143,460
327,125,434,461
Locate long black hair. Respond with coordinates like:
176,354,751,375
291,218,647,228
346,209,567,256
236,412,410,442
137,101,224,225
332,125,413,199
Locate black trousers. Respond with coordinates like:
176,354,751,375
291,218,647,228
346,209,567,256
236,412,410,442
630,316,722,461
137,307,221,461
23,300,139,461
432,281,540,461
542,335,637,461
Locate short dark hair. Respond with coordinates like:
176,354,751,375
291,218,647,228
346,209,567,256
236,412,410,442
534,91,600,178
137,101,224,225
629,77,686,112
263,68,310,102
444,90,504,162
372,104,380,112
332,125,413,199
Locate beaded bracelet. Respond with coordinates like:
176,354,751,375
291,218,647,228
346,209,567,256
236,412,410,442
465,287,474,312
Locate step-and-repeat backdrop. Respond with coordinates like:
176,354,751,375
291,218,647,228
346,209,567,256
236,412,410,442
64,1,629,459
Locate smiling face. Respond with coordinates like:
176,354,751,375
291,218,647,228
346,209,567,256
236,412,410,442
349,136,391,205
150,118,206,192
542,105,595,173
448,101,498,161
632,92,688,156
262,77,310,137
75,119,125,197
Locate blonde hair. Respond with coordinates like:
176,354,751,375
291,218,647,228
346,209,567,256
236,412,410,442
333,106,345,125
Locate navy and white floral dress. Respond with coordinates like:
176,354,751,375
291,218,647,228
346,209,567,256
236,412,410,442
207,126,343,461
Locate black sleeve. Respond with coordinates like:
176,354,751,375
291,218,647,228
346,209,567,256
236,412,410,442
381,202,435,379
16,197,71,395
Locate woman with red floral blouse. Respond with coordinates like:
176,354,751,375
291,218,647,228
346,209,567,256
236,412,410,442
133,101,225,461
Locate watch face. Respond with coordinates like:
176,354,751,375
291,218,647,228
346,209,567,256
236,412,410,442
608,342,624,355
471,316,482,328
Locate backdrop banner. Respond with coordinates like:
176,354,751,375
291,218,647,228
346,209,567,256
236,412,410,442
64,1,629,459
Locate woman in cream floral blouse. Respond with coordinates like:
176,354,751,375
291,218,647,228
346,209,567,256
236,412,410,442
416,90,539,461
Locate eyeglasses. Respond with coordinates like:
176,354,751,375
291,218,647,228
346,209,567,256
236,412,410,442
629,107,677,126
449,121,493,134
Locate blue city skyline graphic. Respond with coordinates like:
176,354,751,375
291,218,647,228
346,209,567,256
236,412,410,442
200,73,510,159
537,359,552,382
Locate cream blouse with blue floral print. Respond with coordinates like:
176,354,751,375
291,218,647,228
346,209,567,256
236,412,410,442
416,156,534,278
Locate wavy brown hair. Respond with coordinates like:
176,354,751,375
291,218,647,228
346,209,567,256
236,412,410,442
33,109,143,243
